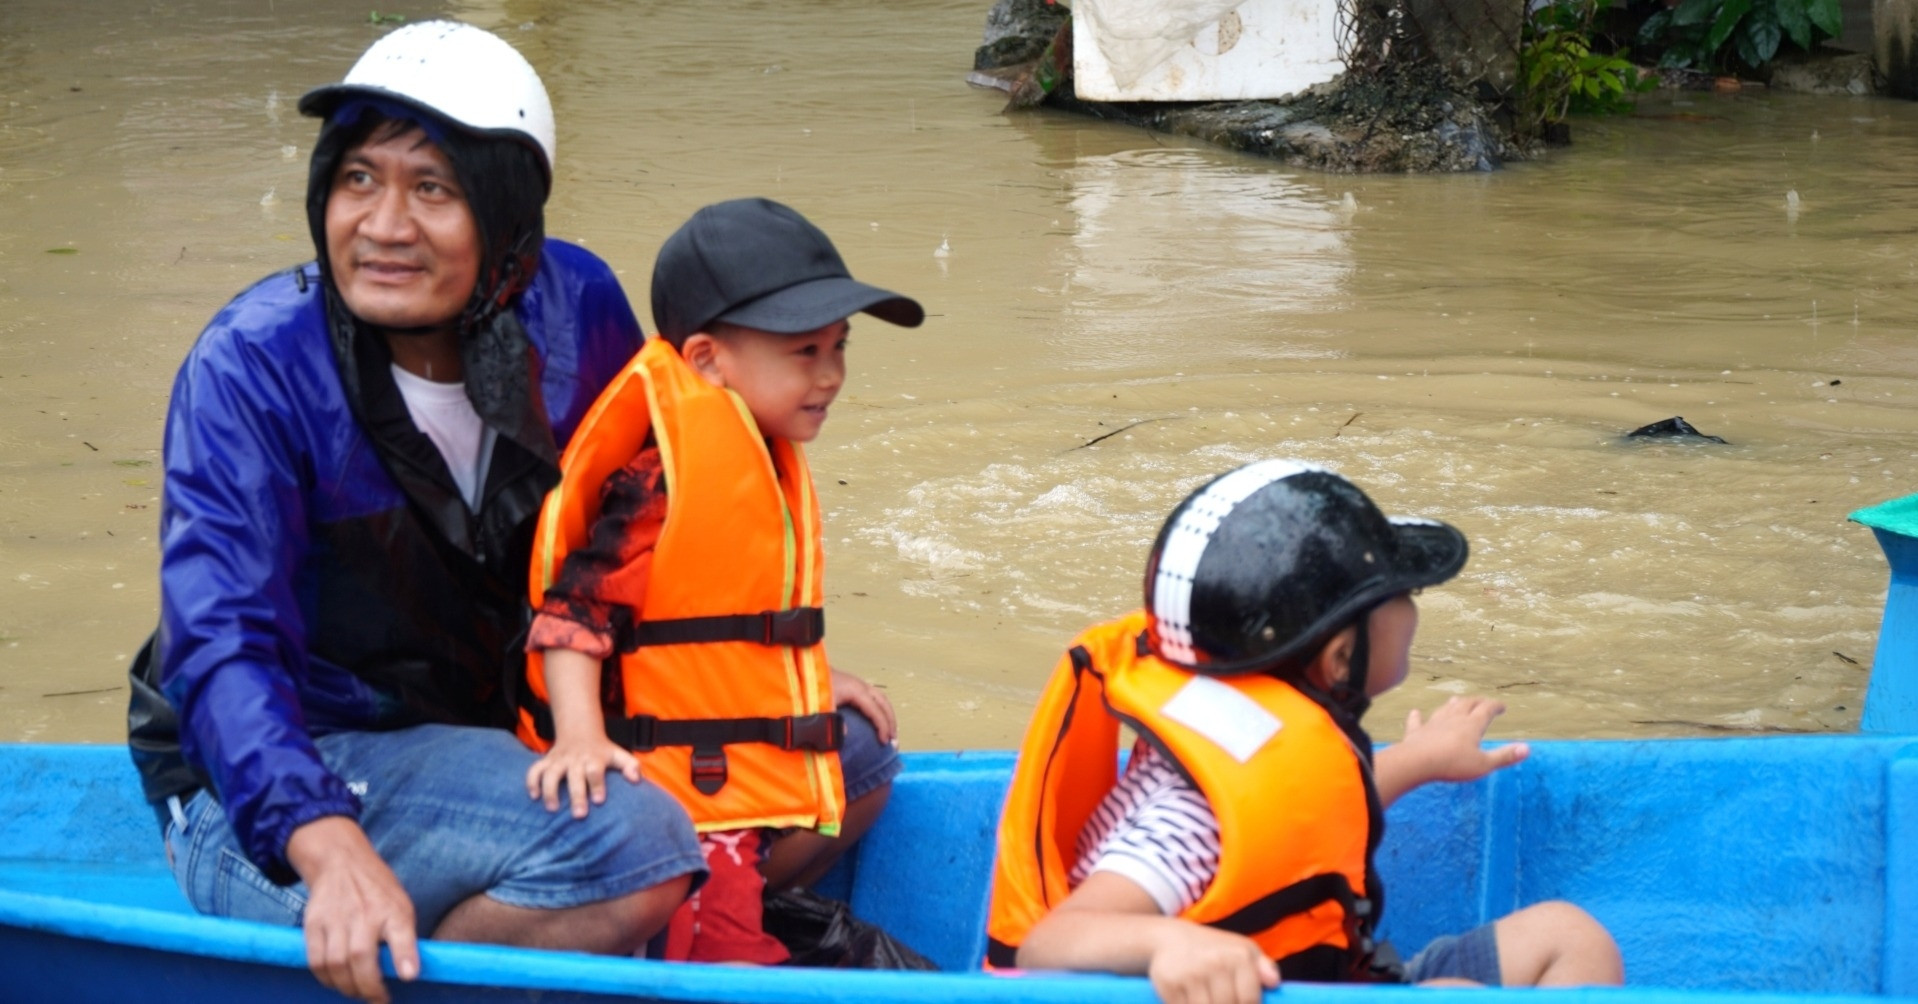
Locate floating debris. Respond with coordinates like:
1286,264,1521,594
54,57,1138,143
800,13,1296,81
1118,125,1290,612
1625,416,1728,445
1071,417,1173,451
43,686,120,698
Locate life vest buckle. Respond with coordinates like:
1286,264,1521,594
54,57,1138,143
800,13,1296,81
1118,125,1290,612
690,746,728,795
763,607,825,646
782,712,846,752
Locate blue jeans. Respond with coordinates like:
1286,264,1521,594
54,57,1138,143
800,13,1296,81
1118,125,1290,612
837,707,902,802
165,723,707,933
1403,923,1503,985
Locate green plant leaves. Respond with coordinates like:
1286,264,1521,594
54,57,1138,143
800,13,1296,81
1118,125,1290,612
1807,0,1842,37
1647,0,1835,70
1673,0,1720,28
1775,0,1812,50
1707,0,1753,51
1749,15,1787,62
1639,9,1673,43
1518,0,1649,132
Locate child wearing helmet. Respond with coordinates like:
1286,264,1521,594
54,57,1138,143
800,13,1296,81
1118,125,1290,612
988,460,1623,1002
514,197,925,964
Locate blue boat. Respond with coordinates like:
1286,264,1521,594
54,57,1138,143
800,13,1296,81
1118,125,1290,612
6,495,1918,1002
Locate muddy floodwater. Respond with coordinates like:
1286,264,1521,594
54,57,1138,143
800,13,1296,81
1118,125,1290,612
3,0,1915,750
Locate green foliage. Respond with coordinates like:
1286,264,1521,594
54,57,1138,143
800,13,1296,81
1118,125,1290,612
1638,0,1840,71
1520,0,1655,133
368,11,406,25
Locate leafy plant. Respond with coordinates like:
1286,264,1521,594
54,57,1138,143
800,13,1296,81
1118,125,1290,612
1638,0,1840,71
368,11,406,25
1520,0,1655,134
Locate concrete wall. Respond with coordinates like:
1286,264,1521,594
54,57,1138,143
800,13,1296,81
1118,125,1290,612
1839,0,1875,52
1877,0,1918,96
1404,0,1523,93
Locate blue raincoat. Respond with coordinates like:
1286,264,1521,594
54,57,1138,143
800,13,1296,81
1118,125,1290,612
127,239,642,881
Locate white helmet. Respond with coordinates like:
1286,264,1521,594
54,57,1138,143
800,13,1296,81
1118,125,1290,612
298,21,556,180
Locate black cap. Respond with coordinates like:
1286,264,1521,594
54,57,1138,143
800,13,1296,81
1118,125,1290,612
651,198,925,343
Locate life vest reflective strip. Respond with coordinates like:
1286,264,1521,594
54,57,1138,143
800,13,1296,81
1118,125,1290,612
518,336,845,835
986,610,1384,978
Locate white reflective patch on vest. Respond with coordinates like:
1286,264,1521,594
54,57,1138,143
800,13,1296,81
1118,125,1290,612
1159,676,1281,763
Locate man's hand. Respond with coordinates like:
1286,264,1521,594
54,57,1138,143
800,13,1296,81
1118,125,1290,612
285,816,420,1004
1376,696,1530,806
526,733,642,818
830,668,896,744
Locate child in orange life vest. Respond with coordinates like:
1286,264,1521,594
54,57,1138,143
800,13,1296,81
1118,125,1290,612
988,461,1624,1003
517,198,924,963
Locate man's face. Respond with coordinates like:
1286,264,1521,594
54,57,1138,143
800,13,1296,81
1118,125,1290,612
324,123,480,332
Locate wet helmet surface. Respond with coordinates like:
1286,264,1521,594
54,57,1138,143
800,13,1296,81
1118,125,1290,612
297,20,556,183
1144,459,1468,675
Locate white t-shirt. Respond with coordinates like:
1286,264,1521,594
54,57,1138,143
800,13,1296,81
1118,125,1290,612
1069,739,1223,915
390,364,495,511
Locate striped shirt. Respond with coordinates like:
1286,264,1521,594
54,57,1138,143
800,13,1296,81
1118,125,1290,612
1069,739,1222,915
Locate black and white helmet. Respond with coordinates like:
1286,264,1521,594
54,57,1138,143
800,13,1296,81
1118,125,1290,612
1144,460,1468,676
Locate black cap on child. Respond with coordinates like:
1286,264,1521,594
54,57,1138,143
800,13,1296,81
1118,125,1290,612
651,197,925,344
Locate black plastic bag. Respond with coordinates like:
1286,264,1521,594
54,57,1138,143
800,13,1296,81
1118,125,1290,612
762,888,940,970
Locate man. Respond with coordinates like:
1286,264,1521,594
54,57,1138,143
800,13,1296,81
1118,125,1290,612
126,22,704,1004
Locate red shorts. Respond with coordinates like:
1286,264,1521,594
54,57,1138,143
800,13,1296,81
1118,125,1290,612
660,828,790,965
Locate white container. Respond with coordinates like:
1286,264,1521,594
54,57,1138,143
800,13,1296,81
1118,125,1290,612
1071,0,1346,102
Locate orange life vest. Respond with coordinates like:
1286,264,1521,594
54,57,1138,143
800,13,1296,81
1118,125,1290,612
517,336,845,836
986,610,1389,981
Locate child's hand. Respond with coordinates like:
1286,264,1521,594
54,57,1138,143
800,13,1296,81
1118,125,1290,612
830,668,897,745
1146,924,1279,1004
1377,696,1530,806
525,734,641,819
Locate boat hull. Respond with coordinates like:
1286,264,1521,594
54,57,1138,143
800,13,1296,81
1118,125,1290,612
0,738,1913,1001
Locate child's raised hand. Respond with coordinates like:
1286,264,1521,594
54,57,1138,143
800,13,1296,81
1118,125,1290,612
525,734,642,819
1377,696,1530,805
1146,923,1279,1004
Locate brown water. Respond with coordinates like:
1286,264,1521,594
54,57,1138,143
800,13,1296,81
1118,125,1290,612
2,0,1913,749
